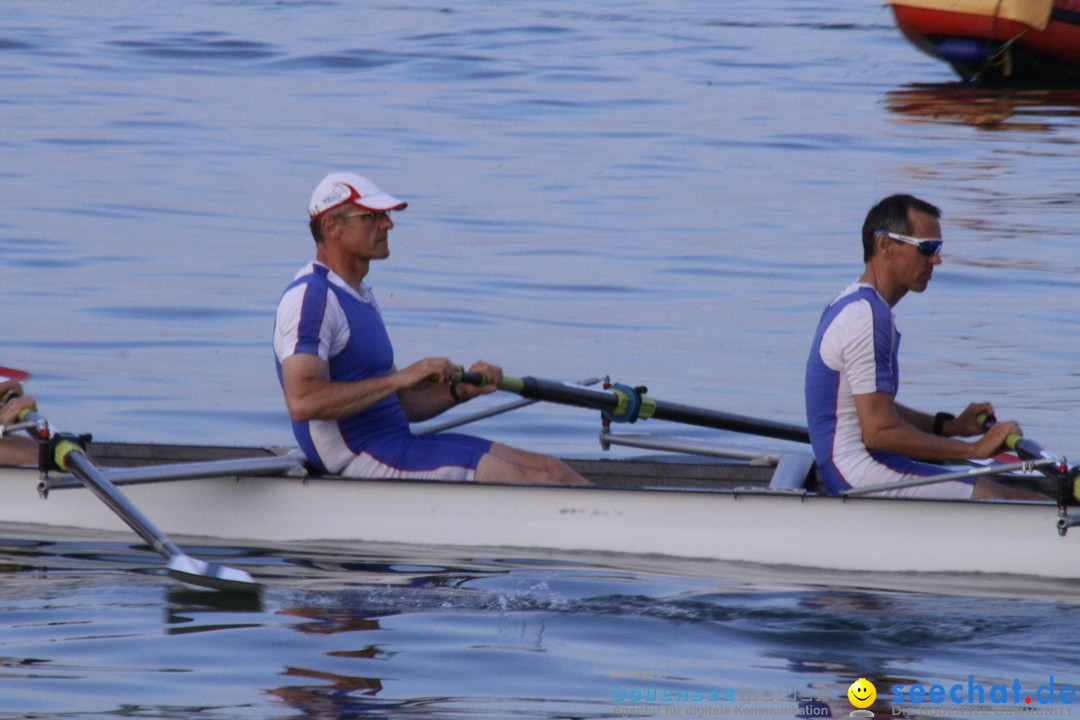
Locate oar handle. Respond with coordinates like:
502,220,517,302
975,412,1022,451
977,414,1080,504
453,370,488,386
428,367,489,386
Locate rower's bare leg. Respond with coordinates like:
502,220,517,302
474,443,591,486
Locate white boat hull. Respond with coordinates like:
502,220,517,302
1,448,1076,582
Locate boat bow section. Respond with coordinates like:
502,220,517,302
887,0,1080,82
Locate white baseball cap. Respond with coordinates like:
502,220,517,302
308,172,408,220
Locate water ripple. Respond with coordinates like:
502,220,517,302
110,35,283,62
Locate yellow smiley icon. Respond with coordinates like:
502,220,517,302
848,678,876,708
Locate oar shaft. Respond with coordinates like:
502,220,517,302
650,399,810,444
501,375,619,411
419,377,603,435
22,412,258,593
63,449,183,559
498,376,810,444
60,448,259,592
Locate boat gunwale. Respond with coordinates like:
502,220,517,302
10,449,1059,509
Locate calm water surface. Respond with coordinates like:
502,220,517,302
2,0,1080,718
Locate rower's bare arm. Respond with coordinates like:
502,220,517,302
398,359,502,422
893,403,935,435
896,400,1000,438
397,359,455,422
280,353,403,422
0,436,37,466
854,392,1019,461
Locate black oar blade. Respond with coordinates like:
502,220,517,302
167,555,260,594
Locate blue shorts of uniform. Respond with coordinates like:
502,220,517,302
340,432,494,481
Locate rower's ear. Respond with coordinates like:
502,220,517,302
875,232,894,257
319,214,339,239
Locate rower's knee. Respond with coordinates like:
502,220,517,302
477,448,590,486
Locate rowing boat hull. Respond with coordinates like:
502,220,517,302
888,0,1080,82
1,443,1076,582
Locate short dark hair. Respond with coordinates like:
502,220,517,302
309,216,325,243
309,209,348,244
861,194,941,262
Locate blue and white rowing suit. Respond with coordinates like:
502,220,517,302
805,282,973,498
273,262,492,479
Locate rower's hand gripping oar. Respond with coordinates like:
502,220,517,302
453,372,811,444
978,413,1080,507
20,410,259,593
419,375,603,435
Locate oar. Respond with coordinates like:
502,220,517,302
22,412,259,593
417,376,602,435
978,412,1061,469
457,373,810,444
978,413,1077,503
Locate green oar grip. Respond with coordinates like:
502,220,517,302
975,412,1023,450
499,376,525,394
52,437,85,473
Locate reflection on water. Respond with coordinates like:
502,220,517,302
885,83,1080,130
4,531,1080,719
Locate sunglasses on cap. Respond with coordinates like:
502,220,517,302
875,231,943,257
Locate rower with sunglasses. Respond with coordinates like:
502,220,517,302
804,194,1044,499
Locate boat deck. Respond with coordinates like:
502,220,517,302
82,440,804,492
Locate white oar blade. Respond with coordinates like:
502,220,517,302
167,554,260,593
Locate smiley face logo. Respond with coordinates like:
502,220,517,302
848,678,876,708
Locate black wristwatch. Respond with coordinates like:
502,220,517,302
933,412,955,437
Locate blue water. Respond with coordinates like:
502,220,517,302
3,533,1080,719
3,0,1080,718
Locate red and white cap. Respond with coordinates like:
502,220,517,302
308,172,408,220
